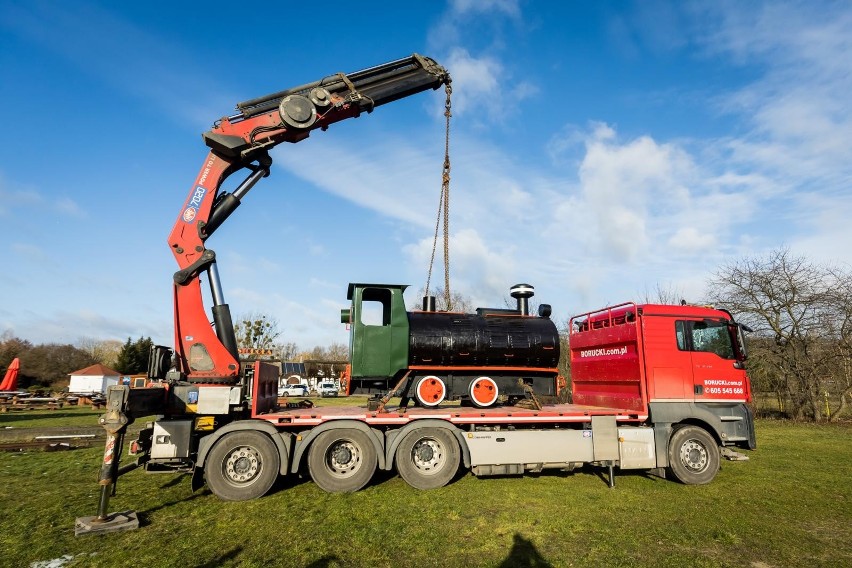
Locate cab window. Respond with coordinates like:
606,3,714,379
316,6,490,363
360,288,392,326
675,320,735,359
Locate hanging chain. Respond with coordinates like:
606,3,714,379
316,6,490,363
441,82,452,310
425,82,452,309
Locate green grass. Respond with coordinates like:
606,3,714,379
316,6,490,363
0,405,103,429
0,418,849,567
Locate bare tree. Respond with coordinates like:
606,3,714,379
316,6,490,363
276,341,301,362
300,342,349,362
411,286,474,313
233,312,282,351
707,247,852,421
640,282,686,305
75,337,123,368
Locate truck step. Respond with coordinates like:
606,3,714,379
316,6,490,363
720,447,750,461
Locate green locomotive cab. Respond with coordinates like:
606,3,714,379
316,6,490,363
343,284,410,384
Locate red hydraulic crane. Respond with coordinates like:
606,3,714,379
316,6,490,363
157,54,451,385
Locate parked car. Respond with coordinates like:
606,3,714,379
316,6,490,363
279,383,309,397
318,382,339,397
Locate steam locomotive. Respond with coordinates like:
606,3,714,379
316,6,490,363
340,283,561,407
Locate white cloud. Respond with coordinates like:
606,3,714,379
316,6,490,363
0,175,85,219
1,308,171,346
426,1,536,125
442,48,538,124
55,197,86,218
450,0,521,18
0,174,43,216
272,134,442,229
667,227,716,254
10,242,46,259
703,3,852,195
404,227,514,302
566,124,701,261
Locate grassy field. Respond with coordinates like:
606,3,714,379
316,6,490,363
0,409,849,568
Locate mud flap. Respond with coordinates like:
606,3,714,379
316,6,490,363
191,467,206,492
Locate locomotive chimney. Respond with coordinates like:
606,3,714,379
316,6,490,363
510,283,534,316
422,295,437,312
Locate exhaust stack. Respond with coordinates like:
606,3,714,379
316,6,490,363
510,284,535,316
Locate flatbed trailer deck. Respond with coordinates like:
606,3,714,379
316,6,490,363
255,401,646,427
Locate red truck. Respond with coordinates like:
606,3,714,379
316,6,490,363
570,301,755,485
75,54,755,534
78,292,755,534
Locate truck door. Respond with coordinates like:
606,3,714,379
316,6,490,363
679,320,746,402
644,316,694,401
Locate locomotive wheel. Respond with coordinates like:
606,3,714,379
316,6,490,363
667,425,720,485
415,376,446,407
469,376,499,407
205,431,280,501
395,427,460,490
308,429,377,493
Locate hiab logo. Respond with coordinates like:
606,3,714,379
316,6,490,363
182,186,207,223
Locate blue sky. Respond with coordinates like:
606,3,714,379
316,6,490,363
1,0,850,351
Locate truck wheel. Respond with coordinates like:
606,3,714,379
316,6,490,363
667,426,720,485
308,429,377,492
395,427,460,490
205,431,280,501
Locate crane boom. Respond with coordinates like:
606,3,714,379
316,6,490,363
161,54,450,384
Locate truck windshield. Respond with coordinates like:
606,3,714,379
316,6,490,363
676,320,735,359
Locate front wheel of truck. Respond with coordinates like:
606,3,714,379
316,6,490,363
667,425,720,485
205,431,280,501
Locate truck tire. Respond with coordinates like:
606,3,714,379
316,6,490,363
395,427,460,490
205,431,280,501
667,425,720,485
308,429,377,493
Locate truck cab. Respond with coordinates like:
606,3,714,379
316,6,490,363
570,303,755,452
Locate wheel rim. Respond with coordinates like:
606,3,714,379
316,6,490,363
469,376,498,407
679,439,709,472
410,437,445,473
325,440,362,478
416,376,446,406
224,445,262,484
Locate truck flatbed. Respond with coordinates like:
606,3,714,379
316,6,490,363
256,401,647,427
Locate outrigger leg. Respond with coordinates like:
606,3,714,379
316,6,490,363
75,386,140,535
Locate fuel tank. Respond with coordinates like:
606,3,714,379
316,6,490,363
407,311,560,368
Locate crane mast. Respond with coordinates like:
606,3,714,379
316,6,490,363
159,55,450,385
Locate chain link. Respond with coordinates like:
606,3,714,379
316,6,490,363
425,83,452,309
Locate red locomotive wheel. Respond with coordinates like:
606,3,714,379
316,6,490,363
469,376,499,407
415,376,446,406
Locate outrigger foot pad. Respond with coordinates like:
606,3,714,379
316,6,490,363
74,511,139,536
720,447,750,462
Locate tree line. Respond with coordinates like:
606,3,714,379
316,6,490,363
706,247,852,421
0,316,346,392
0,335,155,392
2,247,848,420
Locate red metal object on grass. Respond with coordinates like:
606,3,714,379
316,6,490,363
0,358,20,391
